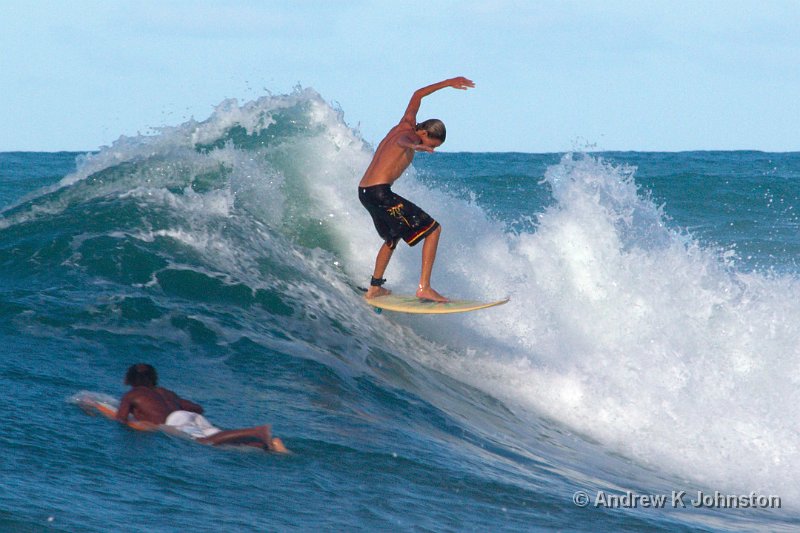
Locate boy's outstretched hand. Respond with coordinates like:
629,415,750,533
448,77,475,90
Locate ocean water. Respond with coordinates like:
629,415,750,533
2,89,800,532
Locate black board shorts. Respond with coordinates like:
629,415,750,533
358,184,439,250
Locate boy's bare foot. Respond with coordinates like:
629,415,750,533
416,285,449,302
257,425,288,453
270,437,289,453
365,286,391,299
252,425,288,453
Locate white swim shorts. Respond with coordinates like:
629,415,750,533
165,410,222,439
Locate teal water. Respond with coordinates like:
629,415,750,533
2,90,800,531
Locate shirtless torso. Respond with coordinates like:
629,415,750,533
358,123,422,188
116,386,203,425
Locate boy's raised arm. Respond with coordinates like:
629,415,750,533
401,77,475,126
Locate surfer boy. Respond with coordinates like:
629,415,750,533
358,76,475,302
116,364,287,453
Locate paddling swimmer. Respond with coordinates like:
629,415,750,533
358,77,475,302
116,364,287,453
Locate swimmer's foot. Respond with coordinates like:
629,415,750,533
269,437,289,454
416,285,449,303
256,425,288,453
365,286,391,299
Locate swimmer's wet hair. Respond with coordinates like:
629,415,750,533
125,363,158,387
415,119,446,142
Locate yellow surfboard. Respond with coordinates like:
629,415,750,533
365,294,509,314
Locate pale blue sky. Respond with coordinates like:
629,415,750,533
2,1,799,152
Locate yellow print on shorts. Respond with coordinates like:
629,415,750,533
387,203,410,226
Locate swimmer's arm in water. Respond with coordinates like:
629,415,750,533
115,393,133,423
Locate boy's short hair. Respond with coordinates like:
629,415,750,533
415,119,446,142
125,363,158,387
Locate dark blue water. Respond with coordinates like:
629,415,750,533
2,91,799,531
